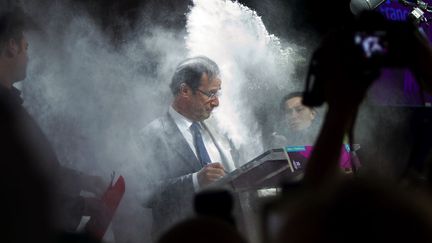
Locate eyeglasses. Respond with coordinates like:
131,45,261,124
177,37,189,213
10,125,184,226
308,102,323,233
196,89,221,99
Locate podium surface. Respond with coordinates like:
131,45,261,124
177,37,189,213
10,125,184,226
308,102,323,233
214,148,304,191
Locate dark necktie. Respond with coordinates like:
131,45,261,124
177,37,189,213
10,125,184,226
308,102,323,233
190,122,212,167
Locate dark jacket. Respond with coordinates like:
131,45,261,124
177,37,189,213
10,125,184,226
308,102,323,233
136,112,238,238
0,85,88,239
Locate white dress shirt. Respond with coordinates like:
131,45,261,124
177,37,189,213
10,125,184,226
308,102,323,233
169,106,224,191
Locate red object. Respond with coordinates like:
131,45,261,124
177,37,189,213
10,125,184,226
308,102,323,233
85,175,126,240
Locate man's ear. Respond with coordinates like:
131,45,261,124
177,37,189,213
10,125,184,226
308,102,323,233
4,38,19,58
2,39,19,58
310,109,317,120
179,83,191,97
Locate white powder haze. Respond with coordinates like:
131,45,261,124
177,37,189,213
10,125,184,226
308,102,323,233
186,0,300,161
16,0,303,242
21,0,302,183
1,0,423,242
23,1,187,176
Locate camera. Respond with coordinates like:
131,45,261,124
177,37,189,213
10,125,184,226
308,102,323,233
354,31,389,60
302,10,418,107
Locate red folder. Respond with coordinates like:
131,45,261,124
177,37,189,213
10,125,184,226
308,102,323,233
85,175,126,240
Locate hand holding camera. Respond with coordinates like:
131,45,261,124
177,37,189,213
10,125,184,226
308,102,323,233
303,10,431,109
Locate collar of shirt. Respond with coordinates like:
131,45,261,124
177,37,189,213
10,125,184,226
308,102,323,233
168,106,196,134
0,84,23,105
168,106,222,164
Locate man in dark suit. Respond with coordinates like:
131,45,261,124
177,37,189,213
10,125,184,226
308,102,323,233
0,7,107,242
0,8,55,242
138,56,238,238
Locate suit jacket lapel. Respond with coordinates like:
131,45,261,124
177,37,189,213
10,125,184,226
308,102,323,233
162,113,201,171
202,120,237,172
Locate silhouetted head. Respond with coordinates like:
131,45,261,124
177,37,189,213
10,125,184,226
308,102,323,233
158,216,246,243
274,178,432,243
194,189,236,226
0,7,35,86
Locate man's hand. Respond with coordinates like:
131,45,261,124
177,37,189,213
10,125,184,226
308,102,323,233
83,197,105,216
82,197,111,231
197,162,226,187
81,175,107,197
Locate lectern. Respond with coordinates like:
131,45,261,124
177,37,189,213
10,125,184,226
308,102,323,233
210,148,305,243
211,145,356,243
213,148,304,191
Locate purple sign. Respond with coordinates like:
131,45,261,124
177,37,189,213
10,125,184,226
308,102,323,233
369,0,432,106
286,145,354,170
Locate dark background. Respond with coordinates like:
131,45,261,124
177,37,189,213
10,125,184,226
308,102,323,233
29,0,323,45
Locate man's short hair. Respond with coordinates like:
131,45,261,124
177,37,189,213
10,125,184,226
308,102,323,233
170,56,220,95
0,7,34,52
280,92,304,111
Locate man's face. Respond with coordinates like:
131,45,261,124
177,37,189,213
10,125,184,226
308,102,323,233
284,96,316,131
13,36,29,82
188,73,221,121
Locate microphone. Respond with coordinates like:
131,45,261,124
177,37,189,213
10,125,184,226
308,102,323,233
350,0,387,15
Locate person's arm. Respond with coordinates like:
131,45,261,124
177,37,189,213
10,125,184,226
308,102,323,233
57,166,107,196
303,23,432,187
303,106,358,185
301,32,374,187
410,30,432,94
